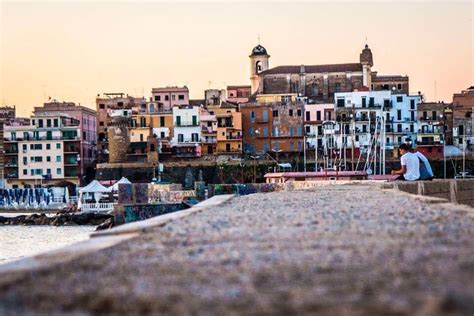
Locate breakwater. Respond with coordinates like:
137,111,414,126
0,212,113,228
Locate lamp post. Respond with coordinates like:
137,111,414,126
271,149,282,172
250,155,260,183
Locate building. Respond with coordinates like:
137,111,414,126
240,95,305,158
333,91,420,160
249,43,411,104
416,102,449,159
171,105,201,158
304,103,335,151
33,101,97,181
96,93,146,163
371,72,409,95
200,109,217,155
207,102,243,156
150,86,190,111
129,102,174,162
0,106,17,185
3,114,82,189
452,86,474,153
204,89,226,106
226,85,251,104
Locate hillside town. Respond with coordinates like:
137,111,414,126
0,44,473,194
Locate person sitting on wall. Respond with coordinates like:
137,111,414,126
409,146,434,180
404,138,434,180
391,143,420,181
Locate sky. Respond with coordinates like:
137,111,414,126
1,1,473,117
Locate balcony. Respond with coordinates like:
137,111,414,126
4,162,18,167
5,173,19,179
4,149,18,154
175,121,199,127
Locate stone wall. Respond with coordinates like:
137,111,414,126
391,179,474,207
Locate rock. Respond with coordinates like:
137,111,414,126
95,218,115,231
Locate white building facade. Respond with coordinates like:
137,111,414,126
171,105,202,157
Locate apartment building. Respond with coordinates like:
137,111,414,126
3,114,82,189
171,105,201,158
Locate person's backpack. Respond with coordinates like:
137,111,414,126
418,158,432,180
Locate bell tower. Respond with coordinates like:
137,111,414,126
249,44,270,94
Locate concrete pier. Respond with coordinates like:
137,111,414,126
0,183,473,315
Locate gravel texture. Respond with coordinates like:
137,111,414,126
0,184,473,315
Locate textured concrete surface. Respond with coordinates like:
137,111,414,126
1,184,473,315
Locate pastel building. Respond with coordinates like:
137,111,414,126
150,86,189,112
33,101,97,179
171,105,201,157
3,114,82,189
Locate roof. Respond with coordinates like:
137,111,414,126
250,44,269,56
227,85,251,90
112,177,132,191
260,63,362,75
151,87,189,93
79,180,111,193
372,75,409,82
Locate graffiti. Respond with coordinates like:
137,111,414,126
209,183,282,197
118,184,133,204
134,183,149,203
123,203,186,223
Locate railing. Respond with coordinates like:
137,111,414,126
81,202,115,213
3,136,80,141
175,121,199,127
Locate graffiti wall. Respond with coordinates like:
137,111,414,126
115,203,186,224
208,183,284,197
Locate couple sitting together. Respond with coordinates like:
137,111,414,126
391,143,434,181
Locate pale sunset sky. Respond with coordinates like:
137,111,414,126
1,1,473,117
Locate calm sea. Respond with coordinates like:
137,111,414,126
0,214,95,264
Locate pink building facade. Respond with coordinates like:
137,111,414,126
150,87,190,112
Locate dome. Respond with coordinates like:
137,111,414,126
250,44,268,56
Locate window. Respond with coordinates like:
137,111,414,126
397,96,403,102
99,121,104,126
56,156,61,162
297,109,302,117
249,128,255,136
410,99,415,110
192,133,199,142
432,111,437,120
178,134,184,142
250,111,255,122
289,109,294,116
397,84,402,90
361,97,367,108
397,124,402,132
362,125,367,133
171,95,176,101
263,127,268,137
47,119,52,127
56,168,62,175
160,132,165,138
176,116,181,126
140,134,144,142
273,110,279,117
369,98,375,107
335,82,341,93
337,99,345,107
23,157,27,165
178,95,185,100
22,144,27,151
305,126,311,134
262,111,268,122
165,95,169,101
160,117,165,127
56,143,61,149
297,126,302,135
46,144,51,150
305,111,310,121
289,127,293,136
46,169,51,175
192,115,197,126
397,110,402,121
47,156,51,162
316,111,321,121
290,141,294,152
99,104,105,109
38,119,43,128
23,169,27,175
155,95,161,101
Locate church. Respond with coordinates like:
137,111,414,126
249,44,409,103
